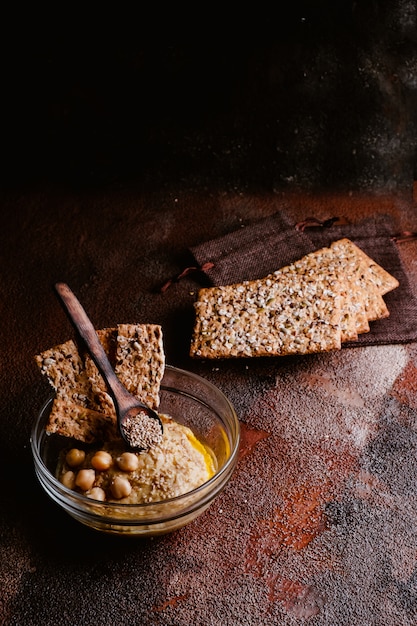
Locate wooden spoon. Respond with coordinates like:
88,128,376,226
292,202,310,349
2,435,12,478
54,282,163,451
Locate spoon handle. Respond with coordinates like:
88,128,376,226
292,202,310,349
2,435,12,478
54,282,135,411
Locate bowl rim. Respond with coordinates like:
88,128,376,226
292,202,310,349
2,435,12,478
31,364,240,511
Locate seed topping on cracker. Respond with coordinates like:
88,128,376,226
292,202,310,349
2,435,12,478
189,238,399,360
35,324,165,443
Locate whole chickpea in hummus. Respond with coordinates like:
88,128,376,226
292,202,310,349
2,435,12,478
57,414,217,504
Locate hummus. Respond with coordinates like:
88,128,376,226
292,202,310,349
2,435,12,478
57,414,217,504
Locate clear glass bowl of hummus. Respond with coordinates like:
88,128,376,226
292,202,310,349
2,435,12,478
31,365,240,536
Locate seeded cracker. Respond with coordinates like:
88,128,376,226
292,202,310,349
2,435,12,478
115,324,165,410
189,238,400,359
331,238,399,295
84,328,118,417
330,239,397,322
35,340,94,408
46,398,118,443
35,324,165,443
280,247,360,342
190,270,343,359
284,240,395,336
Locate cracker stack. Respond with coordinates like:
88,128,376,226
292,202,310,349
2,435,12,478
35,324,165,443
189,238,399,360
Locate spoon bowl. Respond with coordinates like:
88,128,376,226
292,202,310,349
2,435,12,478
54,282,163,450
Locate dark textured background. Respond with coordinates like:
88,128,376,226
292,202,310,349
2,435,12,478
1,1,416,193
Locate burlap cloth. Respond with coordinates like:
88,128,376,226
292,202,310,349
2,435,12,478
190,211,417,348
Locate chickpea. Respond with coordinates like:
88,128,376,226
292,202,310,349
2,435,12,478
65,448,86,467
110,476,132,499
87,487,106,502
61,470,76,489
91,450,113,471
75,468,95,491
116,452,139,472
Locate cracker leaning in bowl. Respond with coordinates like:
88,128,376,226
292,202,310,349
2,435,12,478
34,323,225,508
35,324,165,443
189,238,399,359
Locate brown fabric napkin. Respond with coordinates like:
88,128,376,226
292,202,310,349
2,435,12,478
190,211,315,285
190,211,417,348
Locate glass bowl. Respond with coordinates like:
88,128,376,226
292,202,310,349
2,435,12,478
31,365,240,536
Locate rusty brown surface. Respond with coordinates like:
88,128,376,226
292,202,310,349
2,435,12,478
1,183,417,625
